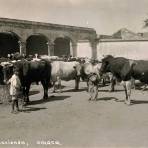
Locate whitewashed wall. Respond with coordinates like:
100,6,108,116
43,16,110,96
77,42,92,58
97,41,148,60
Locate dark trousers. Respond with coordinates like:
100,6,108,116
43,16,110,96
11,99,19,111
88,81,98,101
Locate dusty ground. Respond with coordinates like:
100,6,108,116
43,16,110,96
0,81,148,148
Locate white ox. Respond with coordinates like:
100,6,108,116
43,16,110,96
51,61,81,92
81,62,101,82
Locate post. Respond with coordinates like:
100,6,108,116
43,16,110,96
46,42,50,56
18,40,26,55
49,42,54,56
90,40,97,59
71,42,77,57
70,42,73,56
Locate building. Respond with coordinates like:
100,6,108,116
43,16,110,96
0,18,97,58
97,28,148,60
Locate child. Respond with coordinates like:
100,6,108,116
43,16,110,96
8,71,21,113
88,73,100,101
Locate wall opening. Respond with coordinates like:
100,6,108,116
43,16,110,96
0,32,19,57
26,34,48,56
54,37,70,57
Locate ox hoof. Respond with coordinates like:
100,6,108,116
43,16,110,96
91,98,97,101
43,96,48,100
88,98,92,101
43,98,48,100
125,100,131,105
58,90,62,93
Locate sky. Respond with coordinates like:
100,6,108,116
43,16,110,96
0,0,148,35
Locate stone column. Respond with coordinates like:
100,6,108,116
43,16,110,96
18,40,26,55
48,42,54,56
46,42,50,56
71,42,77,57
46,42,55,56
90,40,97,59
70,42,73,56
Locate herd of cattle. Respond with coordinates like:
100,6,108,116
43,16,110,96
0,53,148,106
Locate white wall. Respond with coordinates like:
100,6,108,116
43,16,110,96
77,42,92,58
97,41,148,60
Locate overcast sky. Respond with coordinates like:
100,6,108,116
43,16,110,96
0,0,148,35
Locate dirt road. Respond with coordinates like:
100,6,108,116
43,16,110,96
0,81,148,148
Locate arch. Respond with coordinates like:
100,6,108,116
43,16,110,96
26,34,49,56
54,36,71,57
0,31,20,57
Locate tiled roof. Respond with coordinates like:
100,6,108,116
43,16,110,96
112,28,143,40
98,28,147,40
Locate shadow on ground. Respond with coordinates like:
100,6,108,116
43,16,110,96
131,100,148,105
52,85,66,90
96,97,119,102
98,89,124,92
22,106,47,113
62,88,87,93
28,95,70,105
134,87,148,91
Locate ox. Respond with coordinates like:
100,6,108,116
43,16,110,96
3,59,52,104
100,55,148,105
81,61,115,91
51,61,81,92
81,62,100,82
